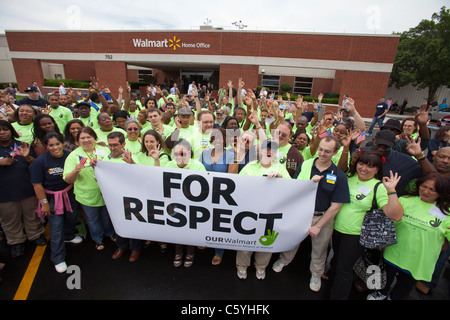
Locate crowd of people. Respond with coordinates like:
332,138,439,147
0,76,449,300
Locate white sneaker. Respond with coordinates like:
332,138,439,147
367,291,388,300
256,269,266,280
272,259,285,273
65,236,83,244
237,269,247,280
309,275,321,292
55,262,67,273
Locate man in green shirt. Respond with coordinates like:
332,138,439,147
94,112,125,146
105,131,143,262
47,94,73,133
77,102,99,130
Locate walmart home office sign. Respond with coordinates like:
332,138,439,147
95,161,317,253
132,36,211,51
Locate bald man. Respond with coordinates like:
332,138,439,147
433,147,450,178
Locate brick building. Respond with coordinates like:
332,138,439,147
5,29,399,117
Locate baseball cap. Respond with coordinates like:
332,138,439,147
75,101,91,108
374,130,395,148
24,85,39,92
177,107,193,116
381,119,401,134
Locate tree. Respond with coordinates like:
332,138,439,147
389,6,450,104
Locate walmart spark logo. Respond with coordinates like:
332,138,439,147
169,36,181,51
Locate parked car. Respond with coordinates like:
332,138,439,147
428,107,450,121
437,115,450,127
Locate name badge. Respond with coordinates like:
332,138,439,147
96,149,106,157
357,185,372,196
326,174,337,184
428,205,447,221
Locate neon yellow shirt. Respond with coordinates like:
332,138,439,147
12,122,34,144
383,196,450,281
134,151,170,167
239,160,291,178
49,106,73,132
63,145,109,207
334,176,388,235
94,127,126,145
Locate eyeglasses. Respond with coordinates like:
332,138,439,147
127,127,139,131
174,151,188,157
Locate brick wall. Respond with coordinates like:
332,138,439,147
94,61,127,98
339,71,392,117
218,65,259,94
6,30,399,112
11,58,44,92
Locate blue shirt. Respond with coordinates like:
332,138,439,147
374,102,389,117
293,158,350,212
200,148,235,173
30,150,71,192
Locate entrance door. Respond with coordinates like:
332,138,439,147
180,69,214,94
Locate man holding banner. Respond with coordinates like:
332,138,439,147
104,131,144,263
273,136,350,292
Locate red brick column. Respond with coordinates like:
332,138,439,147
338,71,391,118
11,59,44,93
218,65,259,93
94,61,128,98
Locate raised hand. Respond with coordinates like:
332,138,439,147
382,170,401,192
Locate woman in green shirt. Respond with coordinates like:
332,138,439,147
329,149,404,299
368,173,450,300
63,126,115,251
236,139,290,281
12,104,38,144
166,139,206,268
133,130,170,167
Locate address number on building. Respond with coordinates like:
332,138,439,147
105,54,113,60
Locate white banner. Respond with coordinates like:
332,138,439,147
94,161,317,253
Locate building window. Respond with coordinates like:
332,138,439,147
261,75,280,94
293,77,313,96
138,70,153,83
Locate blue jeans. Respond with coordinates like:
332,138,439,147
80,204,115,243
368,116,384,134
47,190,78,265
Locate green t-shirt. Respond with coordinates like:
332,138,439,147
239,160,291,178
12,122,34,144
49,106,73,132
80,114,99,130
331,146,350,167
165,158,206,171
103,153,127,163
334,176,388,235
125,138,142,158
63,145,109,207
299,146,314,161
191,130,212,161
94,127,126,145
134,151,170,167
383,196,450,281
142,124,175,141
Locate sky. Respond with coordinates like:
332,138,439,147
0,0,447,35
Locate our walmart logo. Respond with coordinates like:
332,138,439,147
169,36,181,51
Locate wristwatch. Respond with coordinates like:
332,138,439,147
39,199,48,205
